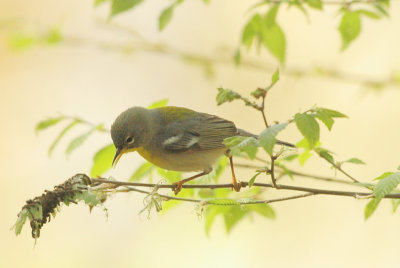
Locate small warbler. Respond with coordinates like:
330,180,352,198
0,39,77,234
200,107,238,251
111,106,292,194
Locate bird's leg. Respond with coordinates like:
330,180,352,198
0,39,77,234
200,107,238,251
172,169,211,195
229,156,241,192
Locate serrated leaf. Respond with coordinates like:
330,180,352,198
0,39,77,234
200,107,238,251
224,136,259,159
129,162,155,181
90,144,115,177
110,0,143,17
339,10,361,51
364,198,381,220
344,157,366,165
271,68,280,85
259,122,288,155
148,99,169,109
294,113,319,149
305,0,322,10
216,88,241,105
48,120,80,156
374,172,400,199
207,198,240,206
66,125,101,157
316,110,334,130
245,204,275,219
159,5,174,31
35,117,64,134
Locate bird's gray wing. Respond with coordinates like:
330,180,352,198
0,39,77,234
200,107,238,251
161,113,237,152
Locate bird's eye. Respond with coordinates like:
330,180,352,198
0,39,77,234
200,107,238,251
126,137,134,144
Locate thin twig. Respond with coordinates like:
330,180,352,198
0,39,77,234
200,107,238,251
91,178,397,199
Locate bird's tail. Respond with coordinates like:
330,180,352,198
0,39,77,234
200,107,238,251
237,128,295,148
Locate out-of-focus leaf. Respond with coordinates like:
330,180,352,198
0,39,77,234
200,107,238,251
298,149,312,166
205,206,222,236
159,5,174,31
261,23,286,64
35,117,64,134
110,0,143,17
161,188,194,213
271,68,280,85
130,162,155,181
66,125,102,157
315,109,334,130
148,99,169,109
373,172,393,181
317,108,347,118
259,122,288,156
392,199,400,213
339,10,361,51
356,9,381,19
48,120,80,156
90,144,115,177
294,113,319,149
95,0,110,6
364,198,381,220
344,157,366,165
45,28,62,44
8,33,35,51
248,171,262,187
305,0,322,10
245,204,275,219
316,148,335,165
156,168,181,183
224,206,247,233
234,49,241,66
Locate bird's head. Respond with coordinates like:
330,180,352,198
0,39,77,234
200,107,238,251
111,107,150,167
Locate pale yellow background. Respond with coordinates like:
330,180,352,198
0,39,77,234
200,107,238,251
1,0,400,267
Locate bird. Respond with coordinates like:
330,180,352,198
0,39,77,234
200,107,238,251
110,106,293,194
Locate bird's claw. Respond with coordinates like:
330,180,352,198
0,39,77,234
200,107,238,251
172,181,183,195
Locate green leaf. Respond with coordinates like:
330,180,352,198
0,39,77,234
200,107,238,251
356,9,381,19
261,23,286,64
216,88,241,105
110,0,143,17
374,172,400,199
373,3,389,17
392,199,400,213
205,206,222,236
298,149,312,166
35,117,64,134
8,33,35,51
45,28,62,44
224,206,247,233
241,14,262,49
129,162,155,181
161,188,194,213
224,136,259,159
364,198,381,220
315,110,334,130
265,4,279,27
66,125,101,156
344,157,366,165
339,10,361,51
373,171,393,181
207,198,240,206
14,208,29,235
48,120,80,156
234,49,241,66
316,148,335,165
245,204,275,219
259,122,288,155
159,5,174,31
305,0,322,10
148,99,169,109
294,113,319,149
95,0,110,6
271,68,280,85
90,144,116,177
156,168,181,183
248,171,262,187
318,108,347,118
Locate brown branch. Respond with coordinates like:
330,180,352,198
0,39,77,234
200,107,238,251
91,177,398,199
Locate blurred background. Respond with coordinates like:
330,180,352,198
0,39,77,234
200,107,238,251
1,0,400,267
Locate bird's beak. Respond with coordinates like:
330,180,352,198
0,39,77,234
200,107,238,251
112,147,126,167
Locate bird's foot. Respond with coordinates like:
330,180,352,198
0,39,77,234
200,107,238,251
172,181,184,195
231,179,242,192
